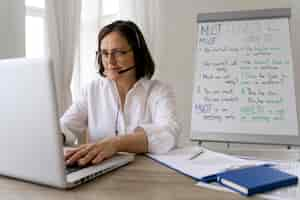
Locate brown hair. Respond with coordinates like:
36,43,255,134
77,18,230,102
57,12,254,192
97,20,155,79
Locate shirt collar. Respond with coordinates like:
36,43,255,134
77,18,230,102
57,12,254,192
103,77,150,92
132,77,149,91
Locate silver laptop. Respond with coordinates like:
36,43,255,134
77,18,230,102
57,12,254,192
0,58,134,188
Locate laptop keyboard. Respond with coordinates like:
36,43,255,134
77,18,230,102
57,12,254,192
65,164,88,174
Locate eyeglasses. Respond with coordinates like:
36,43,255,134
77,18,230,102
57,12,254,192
98,49,132,62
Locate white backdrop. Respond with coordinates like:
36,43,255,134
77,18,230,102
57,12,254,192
153,0,300,147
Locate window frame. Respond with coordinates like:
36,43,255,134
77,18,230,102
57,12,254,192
25,2,46,58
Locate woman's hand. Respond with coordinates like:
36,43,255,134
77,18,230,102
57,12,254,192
64,137,120,166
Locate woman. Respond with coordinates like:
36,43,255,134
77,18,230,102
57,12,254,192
62,20,180,167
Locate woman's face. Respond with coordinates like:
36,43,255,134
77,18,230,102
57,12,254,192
100,31,136,81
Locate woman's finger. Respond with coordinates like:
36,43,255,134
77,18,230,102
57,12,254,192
64,144,88,160
64,148,80,160
66,144,94,165
91,151,106,165
78,148,99,166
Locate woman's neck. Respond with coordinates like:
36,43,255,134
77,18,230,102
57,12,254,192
116,77,137,109
116,77,137,93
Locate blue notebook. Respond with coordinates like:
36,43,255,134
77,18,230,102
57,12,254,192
217,165,298,196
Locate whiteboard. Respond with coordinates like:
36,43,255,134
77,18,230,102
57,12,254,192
191,11,299,145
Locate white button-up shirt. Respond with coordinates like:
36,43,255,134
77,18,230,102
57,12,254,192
60,77,181,154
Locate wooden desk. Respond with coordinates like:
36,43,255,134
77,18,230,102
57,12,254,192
0,156,260,200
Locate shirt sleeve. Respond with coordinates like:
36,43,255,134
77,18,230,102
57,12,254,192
138,83,181,154
60,87,88,145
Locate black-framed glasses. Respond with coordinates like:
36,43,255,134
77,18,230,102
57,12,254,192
98,49,132,62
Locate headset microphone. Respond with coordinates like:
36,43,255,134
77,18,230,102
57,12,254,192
118,65,135,74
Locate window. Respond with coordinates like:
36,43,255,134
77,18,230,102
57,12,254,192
98,0,120,28
78,0,120,88
102,0,119,16
25,0,46,58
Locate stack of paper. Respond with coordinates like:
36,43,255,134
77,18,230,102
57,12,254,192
147,146,267,182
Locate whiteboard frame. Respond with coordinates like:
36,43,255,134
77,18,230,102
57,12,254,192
197,8,291,22
191,8,300,146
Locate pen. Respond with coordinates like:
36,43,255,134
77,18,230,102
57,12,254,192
189,149,204,160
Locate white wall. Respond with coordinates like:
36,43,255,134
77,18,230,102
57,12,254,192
0,0,25,59
153,0,300,146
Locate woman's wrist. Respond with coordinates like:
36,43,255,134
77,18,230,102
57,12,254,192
111,136,122,152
